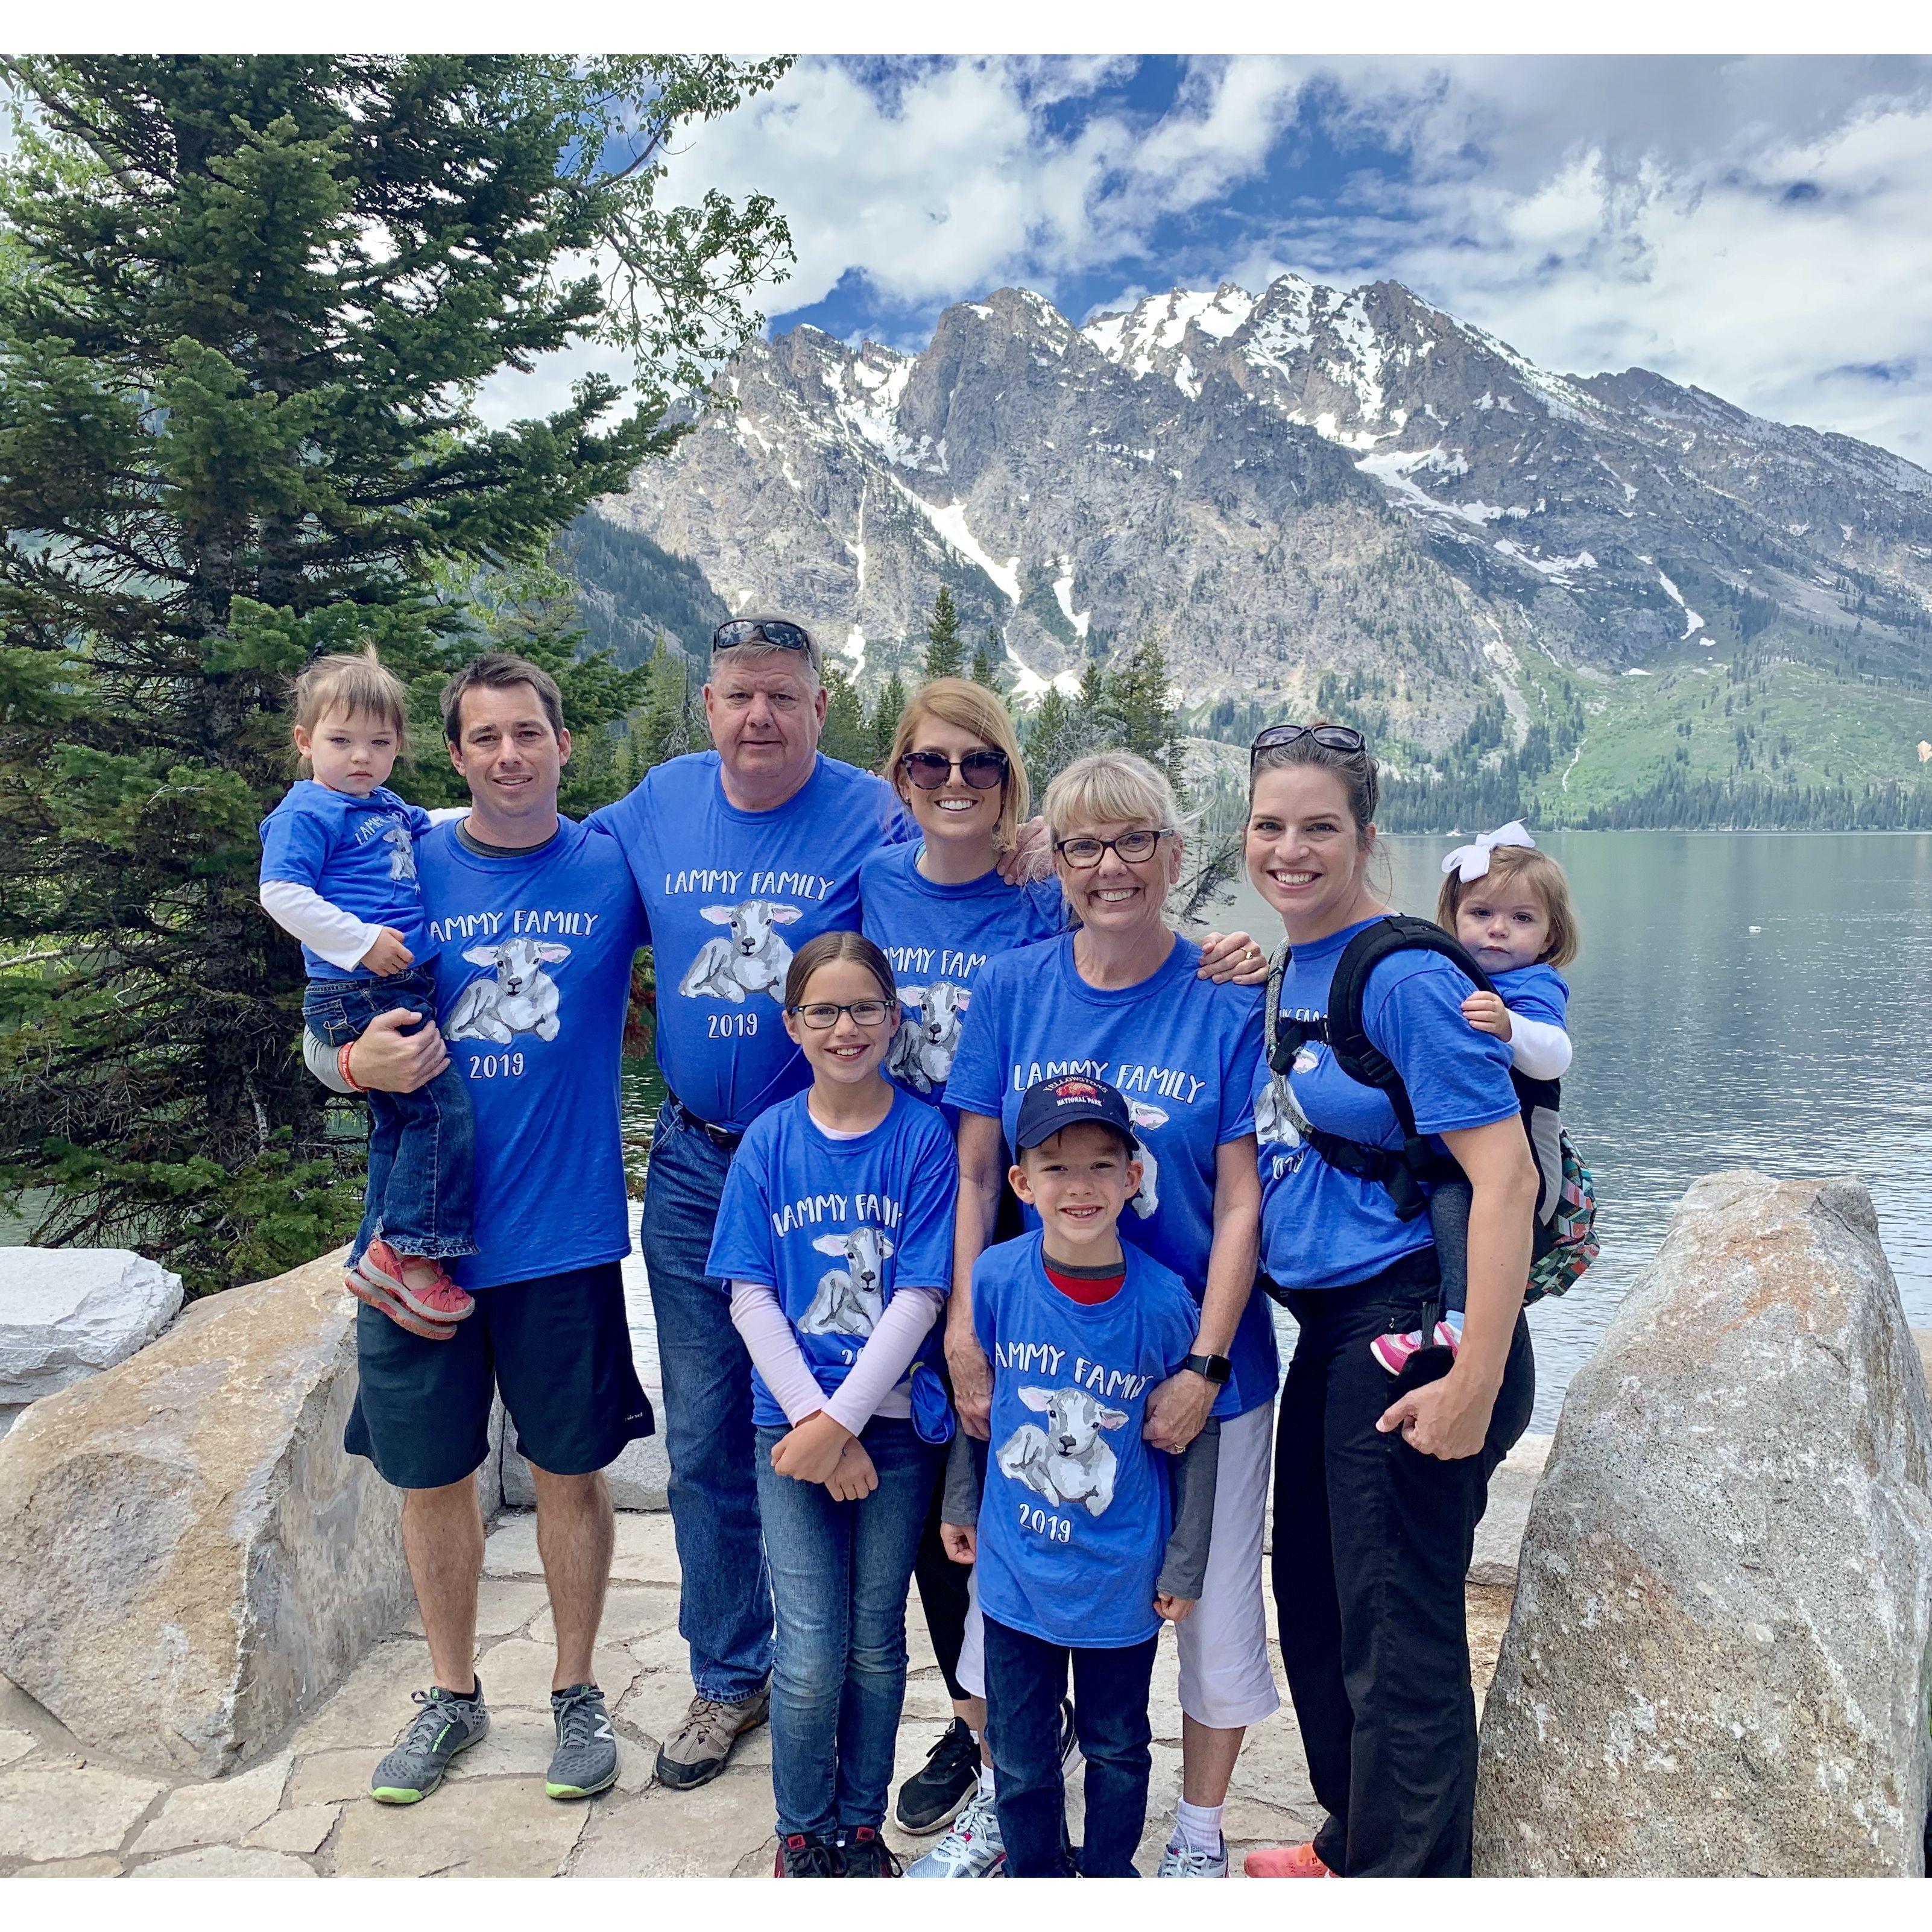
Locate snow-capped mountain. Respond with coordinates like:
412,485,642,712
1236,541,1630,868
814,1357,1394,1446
596,275,1932,747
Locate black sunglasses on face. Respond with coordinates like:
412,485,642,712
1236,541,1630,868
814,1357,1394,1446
1248,722,1366,769
899,748,1009,791
712,619,816,659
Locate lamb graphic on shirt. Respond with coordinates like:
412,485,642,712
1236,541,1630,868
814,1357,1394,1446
1254,1072,1307,1149
444,938,570,1044
1125,1101,1167,1219
996,1386,1129,1516
382,818,417,884
886,980,970,1094
677,899,803,1003
797,1226,895,1337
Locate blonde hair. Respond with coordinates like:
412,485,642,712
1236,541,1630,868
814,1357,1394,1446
290,646,410,756
1436,844,1580,969
886,678,1030,855
1041,750,1181,844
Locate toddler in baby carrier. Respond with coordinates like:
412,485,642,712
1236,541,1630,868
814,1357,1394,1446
1260,914,1597,1375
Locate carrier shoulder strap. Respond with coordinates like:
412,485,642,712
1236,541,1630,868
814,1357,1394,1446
1263,916,1499,1221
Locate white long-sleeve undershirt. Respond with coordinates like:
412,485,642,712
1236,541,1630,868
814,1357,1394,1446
259,879,382,973
1506,1012,1573,1081
730,1281,943,1434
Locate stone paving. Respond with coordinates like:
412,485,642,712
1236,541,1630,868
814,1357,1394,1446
0,1504,1515,1878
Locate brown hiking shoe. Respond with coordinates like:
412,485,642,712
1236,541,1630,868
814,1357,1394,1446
653,1686,771,1790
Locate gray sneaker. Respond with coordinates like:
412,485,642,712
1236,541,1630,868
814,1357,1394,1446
653,1685,771,1790
546,1682,619,1799
370,1679,489,1804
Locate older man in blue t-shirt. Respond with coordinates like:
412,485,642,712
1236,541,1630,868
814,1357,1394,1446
594,617,919,1787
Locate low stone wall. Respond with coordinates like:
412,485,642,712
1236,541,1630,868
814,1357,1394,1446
1476,1172,1932,1877
0,1249,413,1778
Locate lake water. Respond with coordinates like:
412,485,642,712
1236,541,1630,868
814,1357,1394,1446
619,831,1932,1433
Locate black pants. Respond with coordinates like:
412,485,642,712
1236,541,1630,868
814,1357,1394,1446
983,1615,1158,1877
912,1461,972,1702
910,1184,1023,1704
1272,1251,1534,1877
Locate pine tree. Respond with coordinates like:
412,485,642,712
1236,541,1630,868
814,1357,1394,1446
1109,638,1182,782
870,671,908,767
819,663,873,768
923,586,965,680
0,55,792,1290
971,628,1003,690
637,634,699,768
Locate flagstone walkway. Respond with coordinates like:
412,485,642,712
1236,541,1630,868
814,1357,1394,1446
0,1503,1514,1878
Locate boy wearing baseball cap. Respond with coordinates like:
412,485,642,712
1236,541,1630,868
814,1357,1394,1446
937,1075,1220,1877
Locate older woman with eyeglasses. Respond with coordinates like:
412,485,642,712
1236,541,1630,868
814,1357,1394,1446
941,750,1278,1880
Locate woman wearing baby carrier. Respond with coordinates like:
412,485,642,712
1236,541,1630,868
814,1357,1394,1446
1240,724,1537,1880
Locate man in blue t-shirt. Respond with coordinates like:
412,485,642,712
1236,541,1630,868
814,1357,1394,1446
307,650,654,1814
592,615,926,1790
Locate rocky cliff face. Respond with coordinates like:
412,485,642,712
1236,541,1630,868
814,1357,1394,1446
597,276,1932,751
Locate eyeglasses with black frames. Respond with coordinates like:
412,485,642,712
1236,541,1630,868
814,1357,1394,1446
1053,829,1175,869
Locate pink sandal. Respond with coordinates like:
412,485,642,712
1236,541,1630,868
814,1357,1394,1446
357,1239,475,1323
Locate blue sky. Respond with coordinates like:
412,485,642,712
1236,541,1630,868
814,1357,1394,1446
484,55,1932,461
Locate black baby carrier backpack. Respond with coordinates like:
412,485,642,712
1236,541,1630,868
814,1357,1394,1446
1261,915,1596,1306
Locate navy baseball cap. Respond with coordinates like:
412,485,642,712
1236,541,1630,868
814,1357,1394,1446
1014,1074,1137,1152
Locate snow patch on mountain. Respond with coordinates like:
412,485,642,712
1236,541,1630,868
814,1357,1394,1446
891,482,1020,602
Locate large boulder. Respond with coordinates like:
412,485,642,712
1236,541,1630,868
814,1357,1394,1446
0,1247,183,1404
0,1248,411,1777
1476,1172,1932,1876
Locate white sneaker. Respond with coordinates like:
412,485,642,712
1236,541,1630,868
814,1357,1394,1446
1157,1836,1229,1877
906,1785,1006,1877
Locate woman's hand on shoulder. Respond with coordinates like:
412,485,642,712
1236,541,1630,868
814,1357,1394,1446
1197,930,1269,985
996,815,1053,886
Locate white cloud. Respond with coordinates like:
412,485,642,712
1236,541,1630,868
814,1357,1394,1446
480,55,1932,459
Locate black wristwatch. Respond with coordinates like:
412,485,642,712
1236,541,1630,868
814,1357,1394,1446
1182,1351,1233,1385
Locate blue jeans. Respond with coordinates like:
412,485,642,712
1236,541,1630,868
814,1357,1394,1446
754,1417,938,1839
984,1615,1159,1877
308,969,476,1263
639,1103,772,1701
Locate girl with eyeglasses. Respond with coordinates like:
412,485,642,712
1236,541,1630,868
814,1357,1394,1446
940,750,1278,1880
708,929,960,1876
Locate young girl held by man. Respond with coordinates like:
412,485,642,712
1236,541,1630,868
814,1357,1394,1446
708,932,960,1877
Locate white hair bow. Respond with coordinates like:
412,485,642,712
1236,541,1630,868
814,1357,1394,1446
1441,821,1536,883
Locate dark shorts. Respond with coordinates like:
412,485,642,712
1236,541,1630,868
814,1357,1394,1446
344,1259,654,1491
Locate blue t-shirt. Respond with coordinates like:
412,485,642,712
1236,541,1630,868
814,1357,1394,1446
944,933,1275,1419
259,780,432,979
973,1232,1201,1649
414,818,648,1292
858,841,1066,1114
1254,916,1521,1293
593,751,914,1134
706,1086,958,1428
1492,961,1570,1034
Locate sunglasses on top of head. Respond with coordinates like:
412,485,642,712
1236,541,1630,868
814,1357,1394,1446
712,619,816,660
898,748,1010,791
1248,722,1366,770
